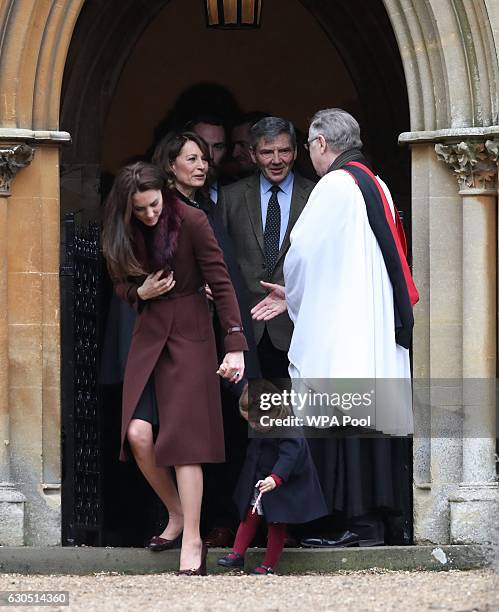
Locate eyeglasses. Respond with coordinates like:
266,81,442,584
304,137,319,152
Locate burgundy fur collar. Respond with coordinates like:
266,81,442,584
131,189,182,273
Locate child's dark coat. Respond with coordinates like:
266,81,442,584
233,437,328,524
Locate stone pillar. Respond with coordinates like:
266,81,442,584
0,129,69,545
7,144,63,545
411,143,464,544
436,140,499,544
0,144,33,545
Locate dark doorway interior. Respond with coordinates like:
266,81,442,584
60,0,411,546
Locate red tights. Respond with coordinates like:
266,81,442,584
233,508,287,569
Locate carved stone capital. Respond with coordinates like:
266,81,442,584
0,144,35,195
435,140,498,193
485,139,499,164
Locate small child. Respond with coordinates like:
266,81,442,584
218,383,328,575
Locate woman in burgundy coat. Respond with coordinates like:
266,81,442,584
102,162,247,575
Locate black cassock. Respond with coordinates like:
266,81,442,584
305,436,412,542
234,437,328,524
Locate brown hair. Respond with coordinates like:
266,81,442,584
151,131,214,189
102,162,181,281
240,381,294,434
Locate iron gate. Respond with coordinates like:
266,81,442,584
60,212,103,546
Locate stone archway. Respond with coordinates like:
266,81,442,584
0,0,497,546
0,1,496,137
59,0,414,547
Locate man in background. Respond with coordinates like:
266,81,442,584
187,113,227,203
218,116,314,380
229,111,269,179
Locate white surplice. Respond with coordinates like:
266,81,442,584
284,169,413,435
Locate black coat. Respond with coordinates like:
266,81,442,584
234,437,328,524
193,191,260,386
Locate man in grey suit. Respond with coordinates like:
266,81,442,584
218,117,314,378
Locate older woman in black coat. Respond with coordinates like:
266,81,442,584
151,131,260,387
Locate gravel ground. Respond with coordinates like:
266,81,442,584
0,570,497,612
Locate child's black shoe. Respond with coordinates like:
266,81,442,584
250,564,274,575
217,551,244,568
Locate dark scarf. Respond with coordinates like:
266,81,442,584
328,148,368,172
327,149,418,349
175,188,215,218
131,189,182,273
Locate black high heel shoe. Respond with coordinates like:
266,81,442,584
176,542,208,576
148,532,182,552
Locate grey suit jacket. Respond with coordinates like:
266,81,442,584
217,172,315,352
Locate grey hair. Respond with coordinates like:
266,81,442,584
249,116,296,149
308,108,363,153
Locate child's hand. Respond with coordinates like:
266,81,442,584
256,476,277,493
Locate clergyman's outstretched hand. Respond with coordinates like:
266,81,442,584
251,281,287,321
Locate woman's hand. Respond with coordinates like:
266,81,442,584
256,476,277,493
204,284,213,301
137,270,175,300
251,281,287,321
217,351,245,383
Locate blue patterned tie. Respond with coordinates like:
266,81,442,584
264,185,281,279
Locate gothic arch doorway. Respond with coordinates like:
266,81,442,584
59,0,411,546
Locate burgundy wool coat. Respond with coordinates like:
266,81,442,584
114,202,248,467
